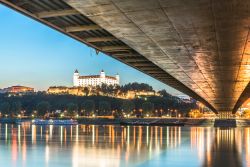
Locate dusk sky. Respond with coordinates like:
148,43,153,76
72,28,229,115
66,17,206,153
0,4,181,95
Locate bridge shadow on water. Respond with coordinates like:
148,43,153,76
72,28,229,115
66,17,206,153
203,128,242,167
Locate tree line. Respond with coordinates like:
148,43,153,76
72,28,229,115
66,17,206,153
0,90,198,118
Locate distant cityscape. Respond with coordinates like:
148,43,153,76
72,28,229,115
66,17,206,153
0,69,191,102
1,70,249,119
0,69,200,119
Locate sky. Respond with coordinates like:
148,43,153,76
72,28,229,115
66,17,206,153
0,4,181,95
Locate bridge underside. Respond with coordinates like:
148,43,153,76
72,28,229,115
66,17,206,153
1,0,250,113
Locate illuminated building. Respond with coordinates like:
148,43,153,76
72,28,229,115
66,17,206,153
73,69,119,87
48,86,87,96
123,90,160,99
1,86,34,94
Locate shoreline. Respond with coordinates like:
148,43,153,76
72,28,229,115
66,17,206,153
0,118,250,127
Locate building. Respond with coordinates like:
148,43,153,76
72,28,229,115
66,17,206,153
1,86,34,94
48,86,108,96
122,90,160,99
73,70,119,87
48,86,86,96
177,94,192,103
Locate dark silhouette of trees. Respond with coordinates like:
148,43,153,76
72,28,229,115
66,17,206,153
121,82,153,92
66,103,78,117
0,102,10,116
36,101,50,117
0,83,199,117
83,100,95,116
142,102,154,116
98,101,111,116
11,101,22,116
121,100,135,114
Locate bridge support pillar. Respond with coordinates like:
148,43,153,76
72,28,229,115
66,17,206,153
217,111,235,119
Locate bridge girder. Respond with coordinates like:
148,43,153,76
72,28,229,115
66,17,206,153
3,0,250,113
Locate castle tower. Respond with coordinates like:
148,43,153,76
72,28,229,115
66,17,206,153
73,69,79,86
115,73,120,85
100,69,105,78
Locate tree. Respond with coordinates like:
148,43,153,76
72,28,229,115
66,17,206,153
113,110,123,118
83,100,95,116
158,89,172,98
101,84,109,95
98,101,111,116
121,82,153,92
66,103,78,117
36,101,50,117
83,87,89,96
121,100,135,115
11,101,22,116
142,102,154,117
0,102,10,116
96,85,102,96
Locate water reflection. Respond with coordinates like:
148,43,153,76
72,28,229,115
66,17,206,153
0,124,249,166
200,128,242,167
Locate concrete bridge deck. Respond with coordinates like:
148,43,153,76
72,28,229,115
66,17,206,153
1,0,250,113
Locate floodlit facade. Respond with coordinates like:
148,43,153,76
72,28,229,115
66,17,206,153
122,90,160,99
0,86,34,94
48,86,86,96
73,69,119,87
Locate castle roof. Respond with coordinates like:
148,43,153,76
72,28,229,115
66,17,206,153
74,69,79,73
79,75,116,80
79,75,99,79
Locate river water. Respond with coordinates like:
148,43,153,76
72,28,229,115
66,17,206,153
0,124,249,167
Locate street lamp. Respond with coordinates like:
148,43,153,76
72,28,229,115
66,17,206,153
160,109,163,116
139,108,143,117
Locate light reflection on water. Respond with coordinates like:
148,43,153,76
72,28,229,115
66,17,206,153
0,124,249,167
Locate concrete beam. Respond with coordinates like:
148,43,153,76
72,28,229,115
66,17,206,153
65,25,102,32
142,67,162,71
113,53,136,57
146,71,166,74
132,63,156,67
85,36,116,42
101,46,131,52
36,9,79,18
125,59,148,62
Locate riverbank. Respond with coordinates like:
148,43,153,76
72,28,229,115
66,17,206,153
76,118,214,126
1,118,250,127
0,117,214,126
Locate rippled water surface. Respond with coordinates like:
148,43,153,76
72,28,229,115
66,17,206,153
0,124,249,167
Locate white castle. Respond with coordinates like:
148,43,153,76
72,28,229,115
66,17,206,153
73,69,119,87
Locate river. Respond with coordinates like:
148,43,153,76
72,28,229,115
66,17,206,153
0,124,249,167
